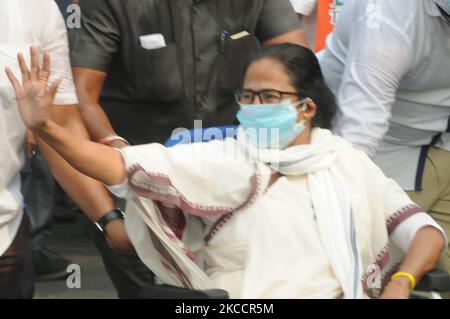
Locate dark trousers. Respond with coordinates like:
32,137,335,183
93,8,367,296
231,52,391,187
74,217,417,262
0,215,34,299
81,214,155,298
21,150,56,252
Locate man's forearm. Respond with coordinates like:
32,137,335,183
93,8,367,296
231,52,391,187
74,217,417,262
77,99,119,142
35,120,126,186
71,67,126,145
37,105,126,220
38,136,116,222
37,118,135,254
36,108,118,221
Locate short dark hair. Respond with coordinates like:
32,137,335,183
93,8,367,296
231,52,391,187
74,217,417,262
247,44,337,129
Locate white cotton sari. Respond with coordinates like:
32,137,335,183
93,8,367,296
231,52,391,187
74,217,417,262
114,128,435,298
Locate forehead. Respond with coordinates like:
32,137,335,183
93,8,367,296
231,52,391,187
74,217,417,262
243,58,295,92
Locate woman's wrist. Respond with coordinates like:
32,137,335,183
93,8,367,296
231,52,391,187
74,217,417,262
391,271,416,291
391,276,412,290
33,118,56,135
30,119,55,135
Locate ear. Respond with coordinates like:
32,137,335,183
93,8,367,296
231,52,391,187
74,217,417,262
303,98,317,121
296,98,317,124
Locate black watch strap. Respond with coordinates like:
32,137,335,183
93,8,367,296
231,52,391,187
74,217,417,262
94,208,125,235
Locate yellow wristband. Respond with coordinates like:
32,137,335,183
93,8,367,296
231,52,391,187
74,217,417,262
391,272,416,290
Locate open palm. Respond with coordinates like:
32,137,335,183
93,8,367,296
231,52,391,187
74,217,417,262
5,46,61,130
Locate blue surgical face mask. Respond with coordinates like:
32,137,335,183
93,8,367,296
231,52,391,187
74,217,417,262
237,99,309,149
435,0,450,15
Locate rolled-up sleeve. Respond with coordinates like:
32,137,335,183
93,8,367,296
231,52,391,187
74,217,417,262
42,0,78,106
391,213,448,253
69,0,120,72
256,0,303,42
106,178,132,199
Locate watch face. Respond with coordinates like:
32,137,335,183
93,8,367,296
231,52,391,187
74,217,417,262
94,222,104,233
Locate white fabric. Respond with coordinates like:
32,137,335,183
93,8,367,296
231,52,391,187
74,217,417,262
0,0,78,256
392,213,448,253
106,178,132,199
119,140,272,291
114,128,446,298
208,175,343,298
125,197,216,290
289,0,317,15
237,127,362,298
0,176,24,258
319,0,450,190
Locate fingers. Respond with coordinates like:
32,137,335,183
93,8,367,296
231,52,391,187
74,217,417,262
5,67,21,96
16,46,50,85
17,53,30,82
36,52,51,97
30,46,40,81
40,51,51,82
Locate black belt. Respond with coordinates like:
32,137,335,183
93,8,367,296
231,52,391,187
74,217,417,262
414,133,443,191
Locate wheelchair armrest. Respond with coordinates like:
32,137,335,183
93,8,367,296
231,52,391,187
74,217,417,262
415,269,450,292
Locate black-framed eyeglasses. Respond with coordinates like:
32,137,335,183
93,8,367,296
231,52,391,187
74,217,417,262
234,89,301,104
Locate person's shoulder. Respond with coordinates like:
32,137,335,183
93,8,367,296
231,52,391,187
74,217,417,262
342,0,420,22
344,0,415,11
336,145,392,190
336,142,376,171
27,0,60,13
10,0,62,35
19,0,61,22
357,0,423,26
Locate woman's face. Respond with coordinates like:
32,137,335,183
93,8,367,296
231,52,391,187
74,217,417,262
242,58,298,105
242,58,315,145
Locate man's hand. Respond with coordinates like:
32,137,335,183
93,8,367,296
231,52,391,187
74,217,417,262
104,219,136,255
5,46,61,131
379,277,411,299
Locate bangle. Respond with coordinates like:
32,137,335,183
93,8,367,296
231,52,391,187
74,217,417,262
391,272,416,290
98,135,130,146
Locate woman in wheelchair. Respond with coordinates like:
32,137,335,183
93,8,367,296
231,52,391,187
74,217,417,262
7,44,447,299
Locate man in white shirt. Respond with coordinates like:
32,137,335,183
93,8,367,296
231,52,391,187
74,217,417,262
319,0,450,275
0,0,128,297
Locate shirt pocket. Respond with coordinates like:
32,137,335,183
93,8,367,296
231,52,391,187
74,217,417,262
133,43,183,103
217,33,261,92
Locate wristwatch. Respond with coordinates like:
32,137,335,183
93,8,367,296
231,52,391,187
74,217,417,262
94,208,125,235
